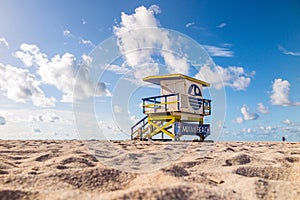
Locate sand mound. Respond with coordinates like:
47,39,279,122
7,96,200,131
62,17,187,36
0,190,36,200
60,157,96,168
284,156,300,163
162,165,190,177
225,154,251,166
235,166,290,181
56,168,136,192
111,184,241,200
35,153,58,162
112,185,195,200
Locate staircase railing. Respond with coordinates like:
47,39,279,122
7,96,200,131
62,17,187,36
131,116,148,140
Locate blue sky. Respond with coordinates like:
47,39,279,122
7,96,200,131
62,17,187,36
0,0,300,141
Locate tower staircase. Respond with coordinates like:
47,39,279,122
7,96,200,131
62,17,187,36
131,116,174,140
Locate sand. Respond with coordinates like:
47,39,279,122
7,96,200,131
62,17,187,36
0,140,299,200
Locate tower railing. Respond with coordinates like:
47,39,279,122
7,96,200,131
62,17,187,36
142,93,180,113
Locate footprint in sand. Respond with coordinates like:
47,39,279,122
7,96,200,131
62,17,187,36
0,170,9,175
225,154,251,166
35,154,57,162
0,190,36,200
235,166,294,181
60,157,96,168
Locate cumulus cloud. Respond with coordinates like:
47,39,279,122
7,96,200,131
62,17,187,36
130,115,137,122
113,5,189,82
80,39,95,47
241,105,259,121
98,120,121,133
0,116,6,125
185,22,195,28
112,4,253,91
282,119,295,126
196,65,254,90
29,112,60,123
0,63,56,107
82,54,92,66
14,44,47,67
270,78,300,106
15,43,110,103
63,29,94,47
233,117,244,124
113,105,122,113
63,29,73,37
217,23,226,28
258,125,276,134
202,45,233,57
278,45,300,56
234,105,259,123
0,37,9,47
257,103,269,114
241,127,252,133
104,64,131,74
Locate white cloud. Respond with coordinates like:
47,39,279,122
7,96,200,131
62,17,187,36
113,5,189,82
202,45,233,57
80,38,95,47
282,119,295,126
271,78,290,106
15,43,111,103
82,54,92,66
149,4,161,14
258,125,276,134
0,37,9,47
0,108,78,140
270,78,300,106
233,117,244,124
97,120,122,134
130,115,137,122
82,19,87,25
241,127,251,133
0,116,6,125
105,64,131,74
185,22,195,28
114,105,122,113
257,103,269,114
14,43,48,67
235,105,259,123
29,112,60,123
0,63,56,107
196,65,254,90
217,23,226,28
278,45,300,56
63,29,73,37
63,29,94,47
38,53,110,102
33,127,41,133
241,105,259,121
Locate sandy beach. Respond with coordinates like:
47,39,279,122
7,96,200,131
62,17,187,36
0,140,299,200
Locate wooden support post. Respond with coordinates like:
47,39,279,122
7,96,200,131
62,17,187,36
139,128,142,141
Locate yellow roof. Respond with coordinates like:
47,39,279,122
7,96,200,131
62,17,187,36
143,74,210,87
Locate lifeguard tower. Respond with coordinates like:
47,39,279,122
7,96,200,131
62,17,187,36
131,74,211,141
